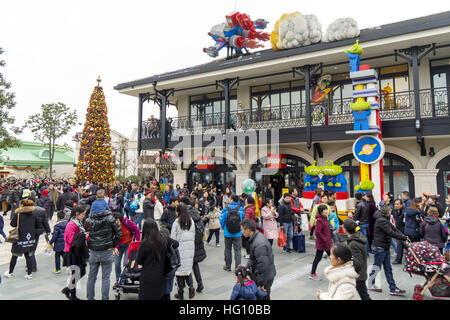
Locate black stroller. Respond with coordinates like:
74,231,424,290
113,241,142,300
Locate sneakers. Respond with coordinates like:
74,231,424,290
174,293,183,300
392,261,402,265
196,284,204,293
308,273,321,281
368,285,382,292
189,287,195,299
52,269,61,274
3,271,13,278
216,243,220,247
243,254,250,259
323,253,328,259
389,288,406,296
223,265,231,272
24,274,32,280
309,235,315,240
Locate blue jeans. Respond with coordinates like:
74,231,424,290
114,243,129,283
166,277,174,295
87,250,115,300
359,224,370,255
55,251,64,271
136,213,144,230
391,239,397,252
283,222,293,250
368,247,397,291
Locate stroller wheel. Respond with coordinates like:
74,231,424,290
413,293,423,300
414,285,423,293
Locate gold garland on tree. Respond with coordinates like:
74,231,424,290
75,77,115,184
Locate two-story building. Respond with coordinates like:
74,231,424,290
115,11,450,204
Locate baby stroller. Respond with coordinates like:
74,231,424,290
113,241,142,300
403,241,450,300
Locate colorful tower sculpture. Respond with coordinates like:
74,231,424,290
345,40,385,204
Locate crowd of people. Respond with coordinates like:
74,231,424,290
0,177,449,300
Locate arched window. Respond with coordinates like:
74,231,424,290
436,155,450,204
39,149,50,159
335,152,415,198
251,155,310,201
187,158,237,193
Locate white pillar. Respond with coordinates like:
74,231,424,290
235,170,250,195
172,169,187,188
410,169,439,196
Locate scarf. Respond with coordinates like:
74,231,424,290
71,217,86,233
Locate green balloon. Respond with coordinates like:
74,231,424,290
243,179,256,195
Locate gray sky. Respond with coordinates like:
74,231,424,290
1,0,449,148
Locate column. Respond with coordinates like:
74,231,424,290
410,169,439,196
172,169,187,188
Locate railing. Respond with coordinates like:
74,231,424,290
141,87,449,139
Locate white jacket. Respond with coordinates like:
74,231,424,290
171,218,195,276
319,261,361,300
154,200,164,220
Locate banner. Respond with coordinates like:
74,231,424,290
197,156,215,170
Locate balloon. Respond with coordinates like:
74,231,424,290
243,179,256,195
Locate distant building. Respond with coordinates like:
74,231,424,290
0,141,76,179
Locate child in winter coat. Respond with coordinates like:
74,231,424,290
49,210,68,274
310,205,333,281
420,206,448,254
230,266,267,300
328,201,340,243
205,205,221,247
317,243,361,300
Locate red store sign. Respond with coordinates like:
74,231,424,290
197,156,216,170
267,154,287,169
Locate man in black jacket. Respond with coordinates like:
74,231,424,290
353,193,371,254
241,218,276,300
368,205,408,296
161,197,178,231
30,205,51,272
392,199,406,264
142,190,155,220
8,184,20,218
278,193,296,253
56,187,72,211
85,205,122,300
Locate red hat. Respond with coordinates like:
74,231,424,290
144,190,152,196
42,190,49,196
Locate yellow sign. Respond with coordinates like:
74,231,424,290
358,144,377,156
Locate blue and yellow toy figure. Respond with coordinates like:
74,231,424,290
350,96,371,131
345,40,363,72
329,161,348,193
304,161,321,192
320,161,333,191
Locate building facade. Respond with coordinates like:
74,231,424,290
115,11,450,204
0,141,76,179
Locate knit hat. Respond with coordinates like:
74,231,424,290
42,190,49,196
343,219,358,233
22,189,31,199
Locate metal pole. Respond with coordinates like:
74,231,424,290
411,47,422,143
224,79,230,130
138,94,144,155
161,91,167,154
304,65,312,149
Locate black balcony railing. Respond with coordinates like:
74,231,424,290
140,87,449,139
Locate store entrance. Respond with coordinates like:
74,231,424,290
187,158,237,194
251,155,310,204
437,155,450,205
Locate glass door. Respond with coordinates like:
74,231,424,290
431,66,450,116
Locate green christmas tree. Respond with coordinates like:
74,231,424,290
75,77,114,184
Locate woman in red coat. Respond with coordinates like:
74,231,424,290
242,196,256,259
309,204,332,281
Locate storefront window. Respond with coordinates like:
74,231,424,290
189,92,237,125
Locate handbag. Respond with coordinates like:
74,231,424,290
165,242,181,275
6,213,20,243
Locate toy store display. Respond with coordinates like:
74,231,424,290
204,11,270,59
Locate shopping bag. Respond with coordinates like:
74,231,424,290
277,229,286,247
300,213,309,232
45,243,53,255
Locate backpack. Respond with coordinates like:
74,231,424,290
130,199,139,211
165,241,181,276
109,195,119,211
194,218,205,243
225,205,241,234
120,221,132,244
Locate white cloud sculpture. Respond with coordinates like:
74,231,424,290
322,17,360,42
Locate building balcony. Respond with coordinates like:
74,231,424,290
140,87,449,145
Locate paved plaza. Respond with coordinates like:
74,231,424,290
0,214,437,300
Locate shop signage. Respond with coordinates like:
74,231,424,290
352,136,385,164
197,156,215,170
267,154,287,169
